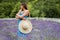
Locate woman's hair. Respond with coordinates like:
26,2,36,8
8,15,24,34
21,2,28,11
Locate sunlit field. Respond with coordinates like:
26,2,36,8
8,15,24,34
0,18,60,40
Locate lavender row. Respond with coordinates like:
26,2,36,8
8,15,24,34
0,18,60,40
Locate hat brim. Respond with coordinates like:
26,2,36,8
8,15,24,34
18,20,32,34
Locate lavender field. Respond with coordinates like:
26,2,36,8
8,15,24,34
0,18,60,40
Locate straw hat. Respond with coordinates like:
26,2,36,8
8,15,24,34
18,20,32,34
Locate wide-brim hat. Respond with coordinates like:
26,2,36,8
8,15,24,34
18,20,32,34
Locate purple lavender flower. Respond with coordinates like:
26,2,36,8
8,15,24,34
0,18,60,40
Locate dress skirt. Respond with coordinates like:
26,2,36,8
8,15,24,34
17,19,28,37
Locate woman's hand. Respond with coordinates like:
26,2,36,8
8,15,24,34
16,14,26,20
16,14,20,19
16,14,21,18
16,10,29,20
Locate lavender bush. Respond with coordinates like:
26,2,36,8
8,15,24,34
0,18,60,40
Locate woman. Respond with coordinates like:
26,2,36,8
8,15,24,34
16,2,30,38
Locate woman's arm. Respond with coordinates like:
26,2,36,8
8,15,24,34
28,11,30,17
16,10,21,19
16,10,29,20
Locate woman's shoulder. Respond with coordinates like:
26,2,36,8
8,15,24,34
25,10,30,13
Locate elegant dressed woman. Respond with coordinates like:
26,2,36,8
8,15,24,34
16,2,30,37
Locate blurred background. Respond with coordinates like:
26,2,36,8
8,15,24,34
0,0,60,18
0,0,60,40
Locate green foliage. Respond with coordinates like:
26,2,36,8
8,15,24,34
0,2,15,18
0,0,60,18
10,2,21,18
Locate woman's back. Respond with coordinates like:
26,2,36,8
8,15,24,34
19,11,28,19
18,11,29,37
18,11,28,24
